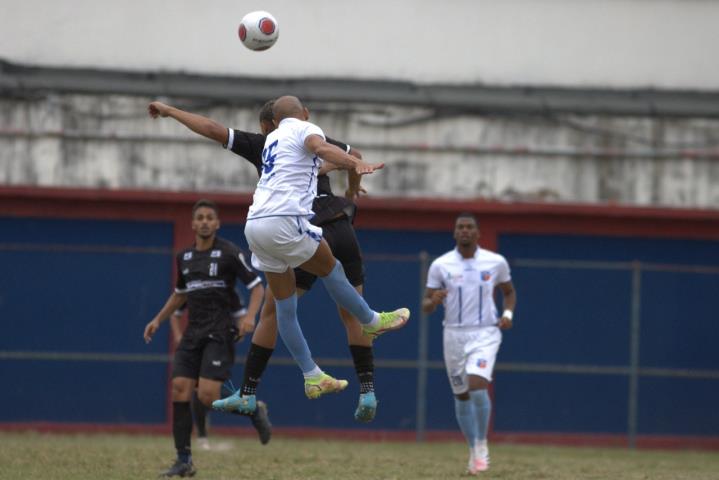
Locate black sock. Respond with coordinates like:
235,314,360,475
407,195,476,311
349,345,375,394
173,401,193,463
242,343,274,396
191,391,208,438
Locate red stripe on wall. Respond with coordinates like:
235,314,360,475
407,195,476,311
2,422,718,451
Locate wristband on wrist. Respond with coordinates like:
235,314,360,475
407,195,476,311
502,309,514,320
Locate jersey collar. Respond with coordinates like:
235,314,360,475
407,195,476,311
454,246,480,260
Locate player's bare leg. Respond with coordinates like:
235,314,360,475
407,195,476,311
299,240,410,338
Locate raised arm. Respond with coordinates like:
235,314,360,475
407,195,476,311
345,148,367,200
148,101,229,145
304,135,384,175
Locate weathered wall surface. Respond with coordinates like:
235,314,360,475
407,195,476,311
2,95,718,208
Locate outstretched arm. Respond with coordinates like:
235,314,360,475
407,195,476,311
148,101,229,145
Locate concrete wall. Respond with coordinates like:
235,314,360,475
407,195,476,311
2,94,718,209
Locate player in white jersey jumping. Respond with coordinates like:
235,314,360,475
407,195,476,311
422,213,516,475
229,95,410,400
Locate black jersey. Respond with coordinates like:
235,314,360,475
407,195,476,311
175,236,261,335
226,128,356,225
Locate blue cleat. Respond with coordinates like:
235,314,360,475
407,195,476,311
354,392,378,423
212,391,257,414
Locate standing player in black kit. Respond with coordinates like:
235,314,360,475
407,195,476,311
148,100,379,422
143,199,269,478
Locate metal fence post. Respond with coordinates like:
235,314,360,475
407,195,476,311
627,261,642,449
416,251,430,442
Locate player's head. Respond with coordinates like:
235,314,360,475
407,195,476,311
453,212,479,248
259,99,276,135
272,95,309,125
191,199,220,240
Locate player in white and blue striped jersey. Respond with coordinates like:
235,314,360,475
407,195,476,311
423,212,517,476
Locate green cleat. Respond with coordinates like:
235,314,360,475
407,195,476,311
362,308,410,338
304,373,349,399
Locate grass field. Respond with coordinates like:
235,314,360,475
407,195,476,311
1,431,718,480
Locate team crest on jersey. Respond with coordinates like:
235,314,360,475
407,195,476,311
211,249,222,258
477,359,487,369
481,271,492,281
450,375,464,387
183,252,193,260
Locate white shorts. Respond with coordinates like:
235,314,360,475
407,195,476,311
443,326,502,395
244,216,323,273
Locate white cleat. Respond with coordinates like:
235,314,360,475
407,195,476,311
466,456,489,475
197,437,211,451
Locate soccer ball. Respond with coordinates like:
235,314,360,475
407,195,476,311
238,11,279,51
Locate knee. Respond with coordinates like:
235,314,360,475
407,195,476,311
171,379,191,401
196,388,217,406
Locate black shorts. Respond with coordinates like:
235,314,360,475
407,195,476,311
172,331,235,382
295,216,365,291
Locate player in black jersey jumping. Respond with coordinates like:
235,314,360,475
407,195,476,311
148,100,379,423
143,199,269,478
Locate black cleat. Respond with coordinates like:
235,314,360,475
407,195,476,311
250,400,272,445
159,459,196,478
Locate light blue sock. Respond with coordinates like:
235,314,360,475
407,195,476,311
275,294,317,374
454,397,479,449
320,261,375,324
469,389,492,441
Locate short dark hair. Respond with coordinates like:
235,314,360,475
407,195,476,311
192,199,219,217
456,212,478,225
259,99,275,124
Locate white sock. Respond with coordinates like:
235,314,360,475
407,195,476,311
473,439,489,461
366,312,381,328
303,366,323,378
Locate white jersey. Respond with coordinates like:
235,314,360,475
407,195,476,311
247,118,324,219
427,247,511,328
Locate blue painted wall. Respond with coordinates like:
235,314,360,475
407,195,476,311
2,218,718,438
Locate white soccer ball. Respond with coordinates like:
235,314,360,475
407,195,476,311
238,11,279,51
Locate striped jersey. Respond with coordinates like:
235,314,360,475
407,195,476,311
426,247,511,328
247,118,324,220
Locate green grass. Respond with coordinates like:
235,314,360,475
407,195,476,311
1,431,718,480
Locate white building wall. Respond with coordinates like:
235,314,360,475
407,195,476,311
1,0,718,90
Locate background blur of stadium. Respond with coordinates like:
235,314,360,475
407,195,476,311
1,0,718,451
